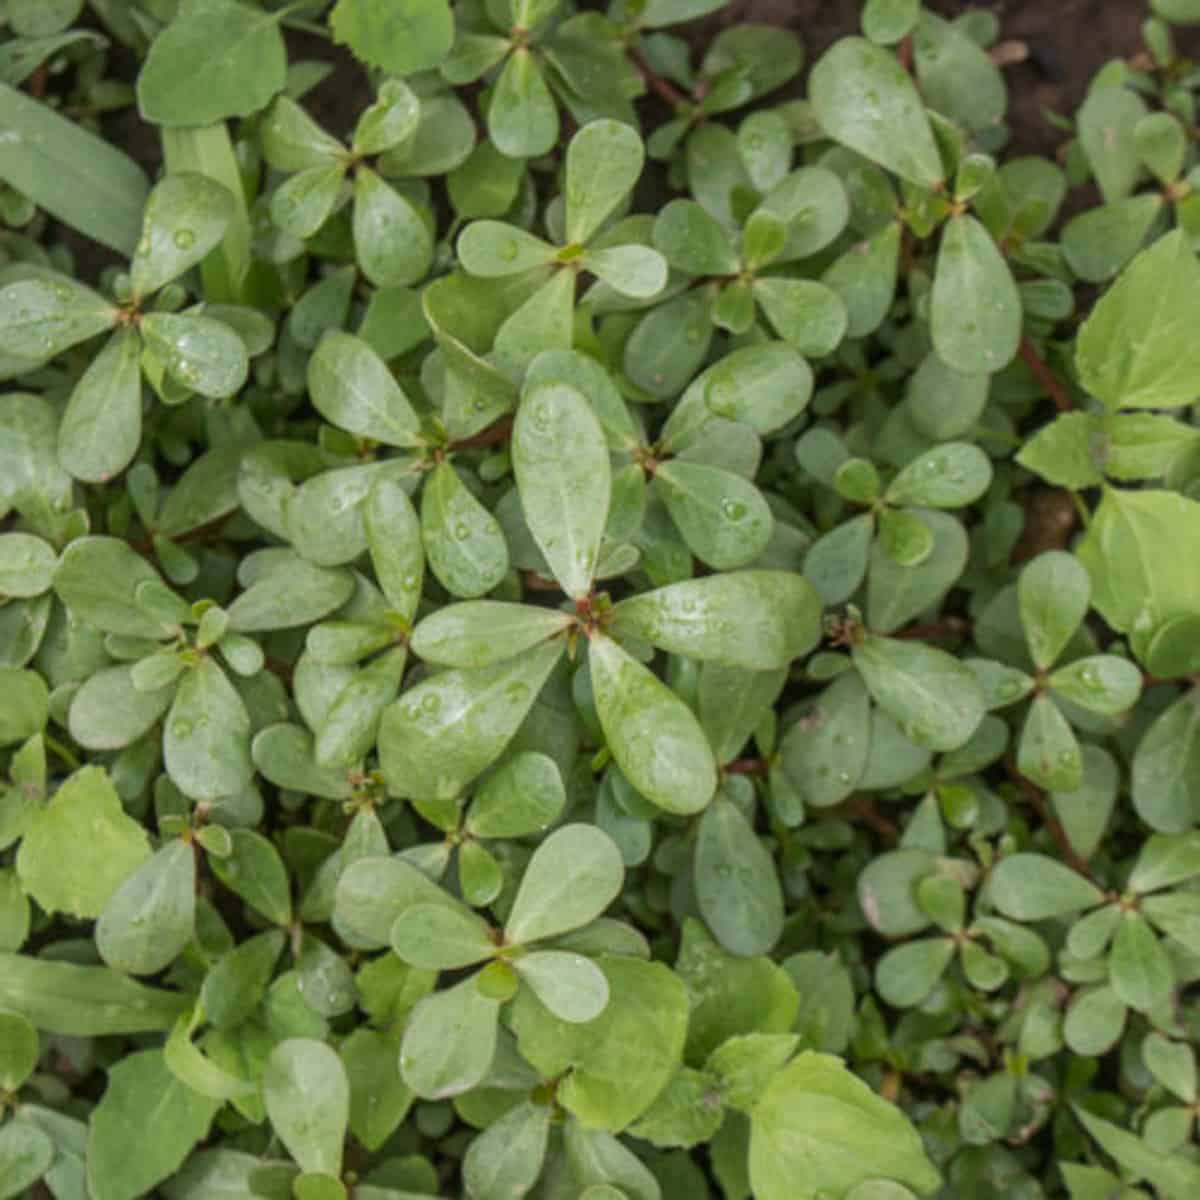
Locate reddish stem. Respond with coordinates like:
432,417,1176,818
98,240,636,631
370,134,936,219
452,414,513,451
627,41,688,109
1004,758,1098,884
1019,336,1073,413
893,617,971,642
725,757,767,775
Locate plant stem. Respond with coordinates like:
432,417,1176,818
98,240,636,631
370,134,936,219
1019,336,1073,412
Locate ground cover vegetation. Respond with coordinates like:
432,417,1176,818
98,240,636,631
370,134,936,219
1,0,1200,1196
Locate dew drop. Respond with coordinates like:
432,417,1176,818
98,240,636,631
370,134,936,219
721,498,747,521
498,240,519,262
173,228,196,250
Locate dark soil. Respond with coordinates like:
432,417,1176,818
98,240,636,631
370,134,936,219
65,0,1166,280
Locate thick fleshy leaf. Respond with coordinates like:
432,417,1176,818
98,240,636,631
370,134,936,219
141,312,249,400
565,119,644,245
390,901,495,970
0,1011,38,1091
654,461,772,570
589,634,717,816
695,794,784,957
461,1100,550,1200
515,951,610,1023
365,477,424,620
412,602,571,668
512,382,612,597
867,510,968,634
1109,913,1174,1013
931,215,1021,374
400,978,499,1099
96,840,195,976
227,552,354,632
613,571,821,670
270,163,345,240
0,277,116,360
353,168,434,287
136,0,286,126
653,199,739,275
493,269,575,376
421,462,509,599
57,328,143,483
458,220,557,276
506,824,624,945
130,173,234,299
488,49,557,159
1076,229,1200,411
467,751,566,839
884,443,993,509
1018,550,1091,671
164,658,253,801
988,852,1104,920
378,640,562,804
1048,654,1142,715
263,1039,350,1176
583,244,668,299
1132,691,1200,833
315,646,407,768
809,38,943,189
780,671,871,809
1017,693,1082,792
852,635,985,752
753,277,847,358
307,331,421,448
749,1052,942,1200
17,766,150,920
0,669,47,748
875,937,955,1008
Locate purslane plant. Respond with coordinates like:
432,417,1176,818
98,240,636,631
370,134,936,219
2,1,1200,1198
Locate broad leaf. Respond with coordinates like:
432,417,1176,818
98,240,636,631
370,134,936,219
988,852,1104,920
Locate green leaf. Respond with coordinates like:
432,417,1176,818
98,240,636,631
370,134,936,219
884,443,993,509
58,328,143,484
96,840,195,976
515,950,610,1023
489,49,557,159
582,244,667,299
1064,983,1125,1057
1132,691,1200,833
87,1050,221,1200
653,199,739,275
353,168,434,288
510,954,689,1131
852,635,985,752
412,602,571,668
17,766,150,920
1142,1032,1197,1103
512,382,612,598
988,852,1103,920
0,81,149,255
875,937,955,1008
1076,230,1200,410
391,901,496,969
0,952,188,1035
227,552,355,633
270,163,345,240
613,571,821,671
209,829,293,927
379,640,562,805
253,722,355,800
1077,83,1148,204
365,477,424,621
1074,1105,1200,1197
749,1051,942,1199
1018,693,1082,792
493,268,575,376
1109,913,1174,1013
467,751,566,839
130,173,234,299
0,1010,37,1091
809,38,943,189
1018,550,1091,670
462,1100,550,1200
867,510,968,634
141,312,249,400
458,220,556,276
931,215,1022,374
654,461,772,570
53,537,176,639
1075,487,1200,663
565,119,644,245
330,0,453,76
1049,655,1141,715
307,331,421,448
164,658,253,801
1061,195,1162,285
0,1119,53,1200
0,668,47,748
695,794,784,957
400,977,499,1099
589,634,717,816
421,462,509,599
263,1039,350,1176
0,277,116,360
137,0,287,127
341,1028,412,1152
780,671,871,809
753,277,848,358
506,824,624,945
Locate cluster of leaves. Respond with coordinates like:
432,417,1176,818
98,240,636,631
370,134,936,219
2,0,1200,1197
